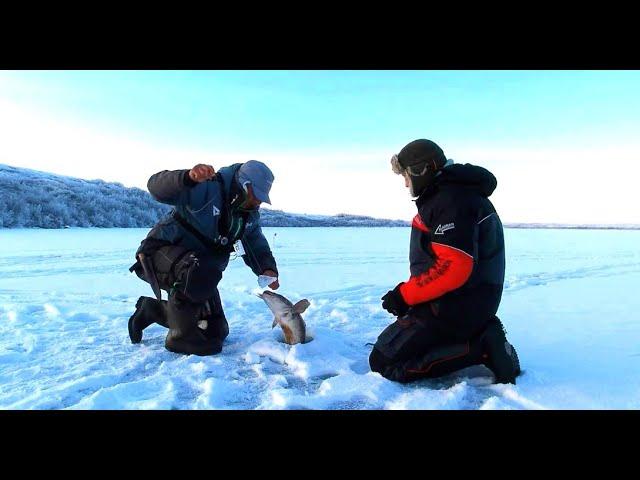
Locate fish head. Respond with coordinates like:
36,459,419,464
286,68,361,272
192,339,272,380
258,290,294,317
258,291,311,329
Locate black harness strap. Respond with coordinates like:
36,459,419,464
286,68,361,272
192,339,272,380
216,174,231,242
171,167,250,256
172,210,234,255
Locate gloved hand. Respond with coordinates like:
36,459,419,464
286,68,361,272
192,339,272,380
381,283,409,317
261,269,279,290
189,164,216,183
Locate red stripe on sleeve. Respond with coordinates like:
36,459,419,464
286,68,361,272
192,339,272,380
399,242,474,305
412,214,429,233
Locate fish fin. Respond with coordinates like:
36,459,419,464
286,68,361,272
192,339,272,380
272,316,279,329
292,299,310,314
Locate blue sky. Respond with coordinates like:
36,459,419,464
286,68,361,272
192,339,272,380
1,70,639,223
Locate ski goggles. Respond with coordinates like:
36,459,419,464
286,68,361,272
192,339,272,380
390,154,431,177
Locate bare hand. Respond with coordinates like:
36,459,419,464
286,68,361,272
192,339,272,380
263,269,279,290
189,164,216,183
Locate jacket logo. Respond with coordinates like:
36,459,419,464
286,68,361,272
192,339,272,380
434,222,455,235
212,205,220,216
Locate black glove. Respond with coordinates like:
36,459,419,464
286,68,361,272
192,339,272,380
381,283,410,317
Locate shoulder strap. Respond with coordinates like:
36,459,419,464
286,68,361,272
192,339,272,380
214,174,231,240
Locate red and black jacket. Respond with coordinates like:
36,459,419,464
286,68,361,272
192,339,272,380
399,163,505,325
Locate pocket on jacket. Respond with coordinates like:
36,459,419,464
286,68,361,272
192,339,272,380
152,245,192,290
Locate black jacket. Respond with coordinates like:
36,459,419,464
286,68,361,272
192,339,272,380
399,163,505,331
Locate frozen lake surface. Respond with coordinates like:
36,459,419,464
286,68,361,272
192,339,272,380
1,227,639,409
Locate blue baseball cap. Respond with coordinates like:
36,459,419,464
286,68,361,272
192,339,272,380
238,160,274,204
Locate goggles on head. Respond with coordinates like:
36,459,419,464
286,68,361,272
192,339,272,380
390,154,431,177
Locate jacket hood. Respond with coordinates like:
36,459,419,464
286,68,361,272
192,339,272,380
436,163,497,197
415,163,497,207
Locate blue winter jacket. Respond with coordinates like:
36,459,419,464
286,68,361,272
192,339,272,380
137,163,277,276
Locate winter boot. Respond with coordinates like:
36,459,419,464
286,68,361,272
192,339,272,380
480,316,521,384
128,296,169,344
164,294,223,356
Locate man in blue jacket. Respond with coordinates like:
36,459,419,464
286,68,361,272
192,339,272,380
128,160,279,356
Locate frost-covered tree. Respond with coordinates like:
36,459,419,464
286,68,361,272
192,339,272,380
0,164,172,228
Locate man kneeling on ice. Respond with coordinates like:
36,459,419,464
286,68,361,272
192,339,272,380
369,139,521,384
128,160,279,356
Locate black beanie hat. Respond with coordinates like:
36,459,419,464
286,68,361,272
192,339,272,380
397,139,447,173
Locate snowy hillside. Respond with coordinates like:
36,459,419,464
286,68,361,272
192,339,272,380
0,164,408,228
259,209,408,227
0,164,171,228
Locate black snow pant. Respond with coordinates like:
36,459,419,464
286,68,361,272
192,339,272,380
369,306,491,384
133,245,229,354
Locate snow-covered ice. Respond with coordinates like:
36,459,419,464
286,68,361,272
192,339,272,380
1,227,639,409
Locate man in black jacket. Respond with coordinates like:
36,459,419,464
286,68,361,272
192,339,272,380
369,139,521,384
127,161,279,356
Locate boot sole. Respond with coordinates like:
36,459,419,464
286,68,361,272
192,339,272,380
483,320,521,385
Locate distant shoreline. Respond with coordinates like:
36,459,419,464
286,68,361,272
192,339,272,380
2,225,640,231
504,224,640,231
